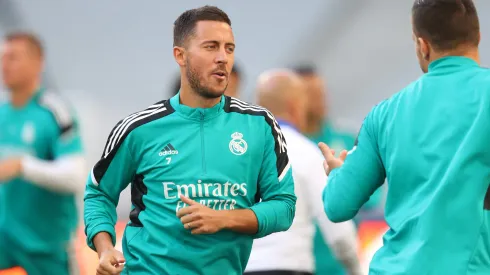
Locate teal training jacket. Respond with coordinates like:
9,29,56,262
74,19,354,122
84,94,296,275
324,56,490,275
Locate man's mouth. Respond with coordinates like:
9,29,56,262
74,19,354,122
212,71,227,80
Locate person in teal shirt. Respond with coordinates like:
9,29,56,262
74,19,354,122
84,6,296,275
0,33,86,274
320,1,490,274
294,65,384,275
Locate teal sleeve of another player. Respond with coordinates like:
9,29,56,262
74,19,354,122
344,128,384,211
323,111,386,223
362,187,383,210
250,122,296,238
84,136,135,250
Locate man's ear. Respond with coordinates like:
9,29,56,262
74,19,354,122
417,37,430,60
173,46,185,66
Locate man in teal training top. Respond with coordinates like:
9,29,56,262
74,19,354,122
320,0,490,274
84,6,296,275
0,32,86,275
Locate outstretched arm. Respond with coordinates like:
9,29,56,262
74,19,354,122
321,112,386,222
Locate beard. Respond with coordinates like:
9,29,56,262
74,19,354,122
185,59,228,99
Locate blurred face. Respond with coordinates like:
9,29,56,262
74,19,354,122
174,20,235,99
224,72,240,98
1,39,42,90
302,74,326,122
289,81,309,133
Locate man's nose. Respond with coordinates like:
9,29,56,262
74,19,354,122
215,48,228,64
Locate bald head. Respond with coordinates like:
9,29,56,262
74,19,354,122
256,69,308,131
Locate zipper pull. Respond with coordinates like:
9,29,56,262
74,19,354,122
200,112,204,120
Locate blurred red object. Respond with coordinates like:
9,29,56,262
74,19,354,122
0,267,27,275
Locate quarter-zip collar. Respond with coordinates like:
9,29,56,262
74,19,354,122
428,56,479,74
170,92,225,121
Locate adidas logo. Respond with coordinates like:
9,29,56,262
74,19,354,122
159,143,179,156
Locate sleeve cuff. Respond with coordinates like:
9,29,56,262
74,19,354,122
249,204,270,238
86,223,117,251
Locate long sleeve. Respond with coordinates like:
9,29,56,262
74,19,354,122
344,133,384,211
250,118,296,238
84,127,136,250
324,111,386,222
21,155,86,194
21,101,85,194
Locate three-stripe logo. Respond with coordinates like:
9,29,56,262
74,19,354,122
159,143,179,156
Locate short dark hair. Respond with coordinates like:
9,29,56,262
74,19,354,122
412,0,480,51
292,64,317,76
173,5,231,47
4,31,44,57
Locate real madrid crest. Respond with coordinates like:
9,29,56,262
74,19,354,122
22,121,35,145
229,132,247,155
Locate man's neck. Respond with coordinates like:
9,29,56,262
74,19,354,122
304,117,323,135
179,85,221,108
9,80,40,108
431,47,480,65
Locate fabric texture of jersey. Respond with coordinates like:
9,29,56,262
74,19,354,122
0,89,83,266
246,122,357,274
324,56,490,275
308,122,382,275
84,94,296,275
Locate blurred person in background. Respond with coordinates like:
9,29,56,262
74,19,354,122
170,62,242,98
84,6,295,275
245,69,362,275
320,0,490,274
0,32,86,274
293,65,383,275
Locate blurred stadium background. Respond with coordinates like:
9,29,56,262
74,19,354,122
0,0,489,274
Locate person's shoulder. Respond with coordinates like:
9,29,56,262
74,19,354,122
224,96,279,128
224,96,268,116
35,90,78,133
369,79,420,120
100,99,175,157
110,99,175,138
474,66,490,82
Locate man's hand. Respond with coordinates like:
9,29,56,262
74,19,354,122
177,195,226,234
0,158,22,182
318,142,347,176
97,248,126,275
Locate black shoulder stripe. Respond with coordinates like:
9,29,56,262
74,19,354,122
38,91,74,135
225,97,290,180
92,100,174,185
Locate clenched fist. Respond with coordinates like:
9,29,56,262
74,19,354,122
97,247,126,275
